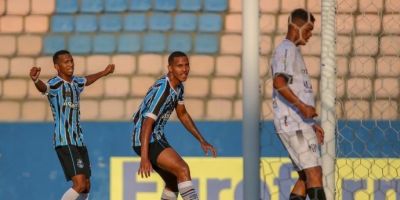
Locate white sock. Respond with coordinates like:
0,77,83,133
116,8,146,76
161,188,178,200
178,181,198,200
78,193,89,200
61,188,80,200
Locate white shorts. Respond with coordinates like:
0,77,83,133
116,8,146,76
277,128,321,171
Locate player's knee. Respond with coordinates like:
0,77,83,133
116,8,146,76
176,163,191,180
72,179,89,193
73,183,87,193
307,175,322,186
84,180,91,193
305,167,323,186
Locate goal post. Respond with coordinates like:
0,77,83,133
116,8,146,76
320,0,337,199
259,0,400,199
242,0,260,199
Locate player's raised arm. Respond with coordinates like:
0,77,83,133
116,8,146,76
29,67,47,93
175,104,217,157
85,64,115,86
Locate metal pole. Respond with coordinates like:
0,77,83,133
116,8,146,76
321,0,337,199
242,0,260,199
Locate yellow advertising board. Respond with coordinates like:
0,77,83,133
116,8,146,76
110,157,400,200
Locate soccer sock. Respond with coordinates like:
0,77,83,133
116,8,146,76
161,188,178,200
307,187,326,200
61,188,80,200
78,193,89,200
290,193,306,200
178,181,199,200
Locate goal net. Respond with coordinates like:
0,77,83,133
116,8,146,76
260,0,400,200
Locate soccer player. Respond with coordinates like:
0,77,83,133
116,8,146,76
131,51,217,200
29,50,115,200
271,9,326,200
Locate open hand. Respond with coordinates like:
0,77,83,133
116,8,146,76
201,141,217,157
138,158,153,178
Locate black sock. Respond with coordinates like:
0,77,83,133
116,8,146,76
290,193,306,200
306,187,326,200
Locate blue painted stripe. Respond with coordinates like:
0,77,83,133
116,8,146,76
0,121,399,158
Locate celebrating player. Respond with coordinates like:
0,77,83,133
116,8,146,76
29,50,115,200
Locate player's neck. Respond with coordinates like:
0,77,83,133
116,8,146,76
286,34,299,46
58,74,73,83
167,73,180,90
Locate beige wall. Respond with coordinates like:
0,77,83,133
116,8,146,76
0,0,398,121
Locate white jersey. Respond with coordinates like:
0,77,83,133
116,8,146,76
271,39,316,133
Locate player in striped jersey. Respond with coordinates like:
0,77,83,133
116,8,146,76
29,50,115,200
132,51,217,200
271,9,326,200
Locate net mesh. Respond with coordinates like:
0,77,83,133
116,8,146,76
335,0,400,199
260,0,400,199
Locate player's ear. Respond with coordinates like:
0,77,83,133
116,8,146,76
167,64,173,72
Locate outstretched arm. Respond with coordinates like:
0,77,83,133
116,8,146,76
273,74,317,119
138,117,155,178
29,67,47,93
85,64,115,86
176,104,217,157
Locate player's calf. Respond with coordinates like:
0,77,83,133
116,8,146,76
290,193,306,200
306,187,326,200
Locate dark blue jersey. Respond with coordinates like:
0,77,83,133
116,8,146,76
132,75,184,147
46,76,86,147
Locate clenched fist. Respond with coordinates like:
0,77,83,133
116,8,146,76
104,64,115,76
30,67,41,81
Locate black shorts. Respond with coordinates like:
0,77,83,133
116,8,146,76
55,145,91,181
133,137,171,170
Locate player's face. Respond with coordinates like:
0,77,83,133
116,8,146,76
168,56,190,82
55,54,74,77
299,22,314,45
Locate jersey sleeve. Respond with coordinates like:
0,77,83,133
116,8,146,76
73,76,87,93
143,80,169,121
45,78,63,96
272,44,296,81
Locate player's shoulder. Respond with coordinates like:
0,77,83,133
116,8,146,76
149,75,168,91
154,75,168,86
275,39,296,54
48,76,62,84
72,76,86,84
157,75,168,82
47,76,65,90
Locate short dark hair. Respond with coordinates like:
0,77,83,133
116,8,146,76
168,51,187,65
53,50,71,64
289,8,315,24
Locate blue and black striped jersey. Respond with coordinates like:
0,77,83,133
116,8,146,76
46,76,86,147
132,75,184,147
